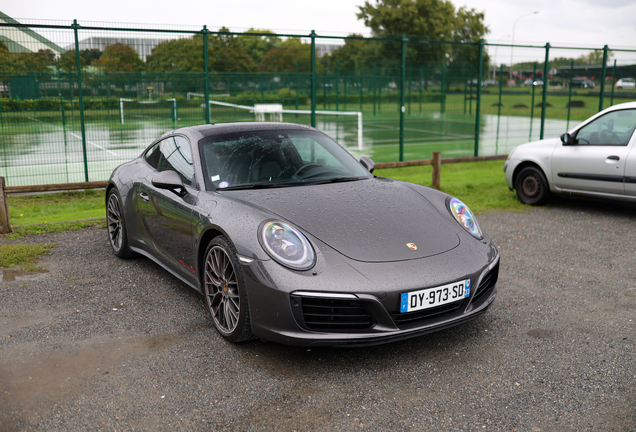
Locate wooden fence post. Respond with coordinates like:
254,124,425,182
431,152,441,190
0,177,12,234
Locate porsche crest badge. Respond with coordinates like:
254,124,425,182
406,243,417,251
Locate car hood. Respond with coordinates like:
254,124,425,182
220,178,460,262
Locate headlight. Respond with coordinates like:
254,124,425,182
260,221,315,270
448,198,483,239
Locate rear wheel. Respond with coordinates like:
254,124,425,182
515,167,550,206
106,189,133,258
203,236,254,342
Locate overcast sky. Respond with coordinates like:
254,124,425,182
4,0,636,65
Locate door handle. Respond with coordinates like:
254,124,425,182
606,155,620,161
139,192,150,202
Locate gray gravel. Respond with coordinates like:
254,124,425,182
1,197,635,431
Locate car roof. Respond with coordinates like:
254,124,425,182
158,122,317,142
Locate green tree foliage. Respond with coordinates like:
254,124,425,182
260,38,311,73
0,44,56,82
146,28,255,73
356,0,489,68
94,43,145,72
239,29,282,65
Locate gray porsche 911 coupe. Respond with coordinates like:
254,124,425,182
106,122,499,346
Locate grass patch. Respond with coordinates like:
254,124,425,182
0,243,56,269
2,219,107,240
375,159,527,213
8,190,105,226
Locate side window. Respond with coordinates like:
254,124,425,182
144,142,162,170
144,136,194,186
575,110,636,146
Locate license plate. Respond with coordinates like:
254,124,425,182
400,279,471,313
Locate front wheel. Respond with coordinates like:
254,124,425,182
515,167,550,206
106,189,133,258
203,236,254,343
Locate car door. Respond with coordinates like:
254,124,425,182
551,109,636,195
136,135,199,278
623,125,636,197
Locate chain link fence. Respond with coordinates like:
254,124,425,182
1,18,635,186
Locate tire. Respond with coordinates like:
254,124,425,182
203,236,254,343
515,166,550,206
106,189,133,258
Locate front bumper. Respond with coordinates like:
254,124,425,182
241,241,500,347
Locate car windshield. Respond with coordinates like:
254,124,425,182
199,129,371,190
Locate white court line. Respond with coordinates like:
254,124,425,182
27,116,119,157
69,133,118,156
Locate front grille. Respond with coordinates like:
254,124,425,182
473,262,499,303
391,299,464,326
291,296,375,331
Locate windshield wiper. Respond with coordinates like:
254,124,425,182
219,182,289,191
304,176,367,185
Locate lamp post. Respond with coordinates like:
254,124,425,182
492,35,510,81
509,11,539,83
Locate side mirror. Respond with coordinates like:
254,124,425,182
152,170,187,197
560,133,572,145
360,156,376,174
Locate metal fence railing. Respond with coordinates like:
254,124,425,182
1,18,635,186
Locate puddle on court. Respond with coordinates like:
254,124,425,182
0,268,50,282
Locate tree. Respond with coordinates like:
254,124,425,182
239,29,282,65
356,0,489,66
260,38,311,73
146,29,256,73
94,43,145,72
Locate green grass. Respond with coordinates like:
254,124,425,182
3,219,107,240
0,243,56,269
8,190,106,226
376,159,527,213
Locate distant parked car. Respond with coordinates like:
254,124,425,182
523,79,543,87
481,79,498,87
569,77,595,88
615,78,635,89
504,101,636,205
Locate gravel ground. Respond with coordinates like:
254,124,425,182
0,198,635,431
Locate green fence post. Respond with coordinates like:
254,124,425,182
296,60,300,117
336,60,339,112
310,30,316,127
323,69,327,110
599,45,608,112
566,60,574,131
610,59,616,106
72,19,89,182
539,43,550,140
407,62,412,116
469,64,474,115
344,73,347,111
419,67,423,114
0,98,6,179
474,39,484,157
56,61,69,182
496,64,503,150
530,62,537,140
373,62,377,116
441,63,446,114
399,34,407,162
463,64,468,114
202,25,210,124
